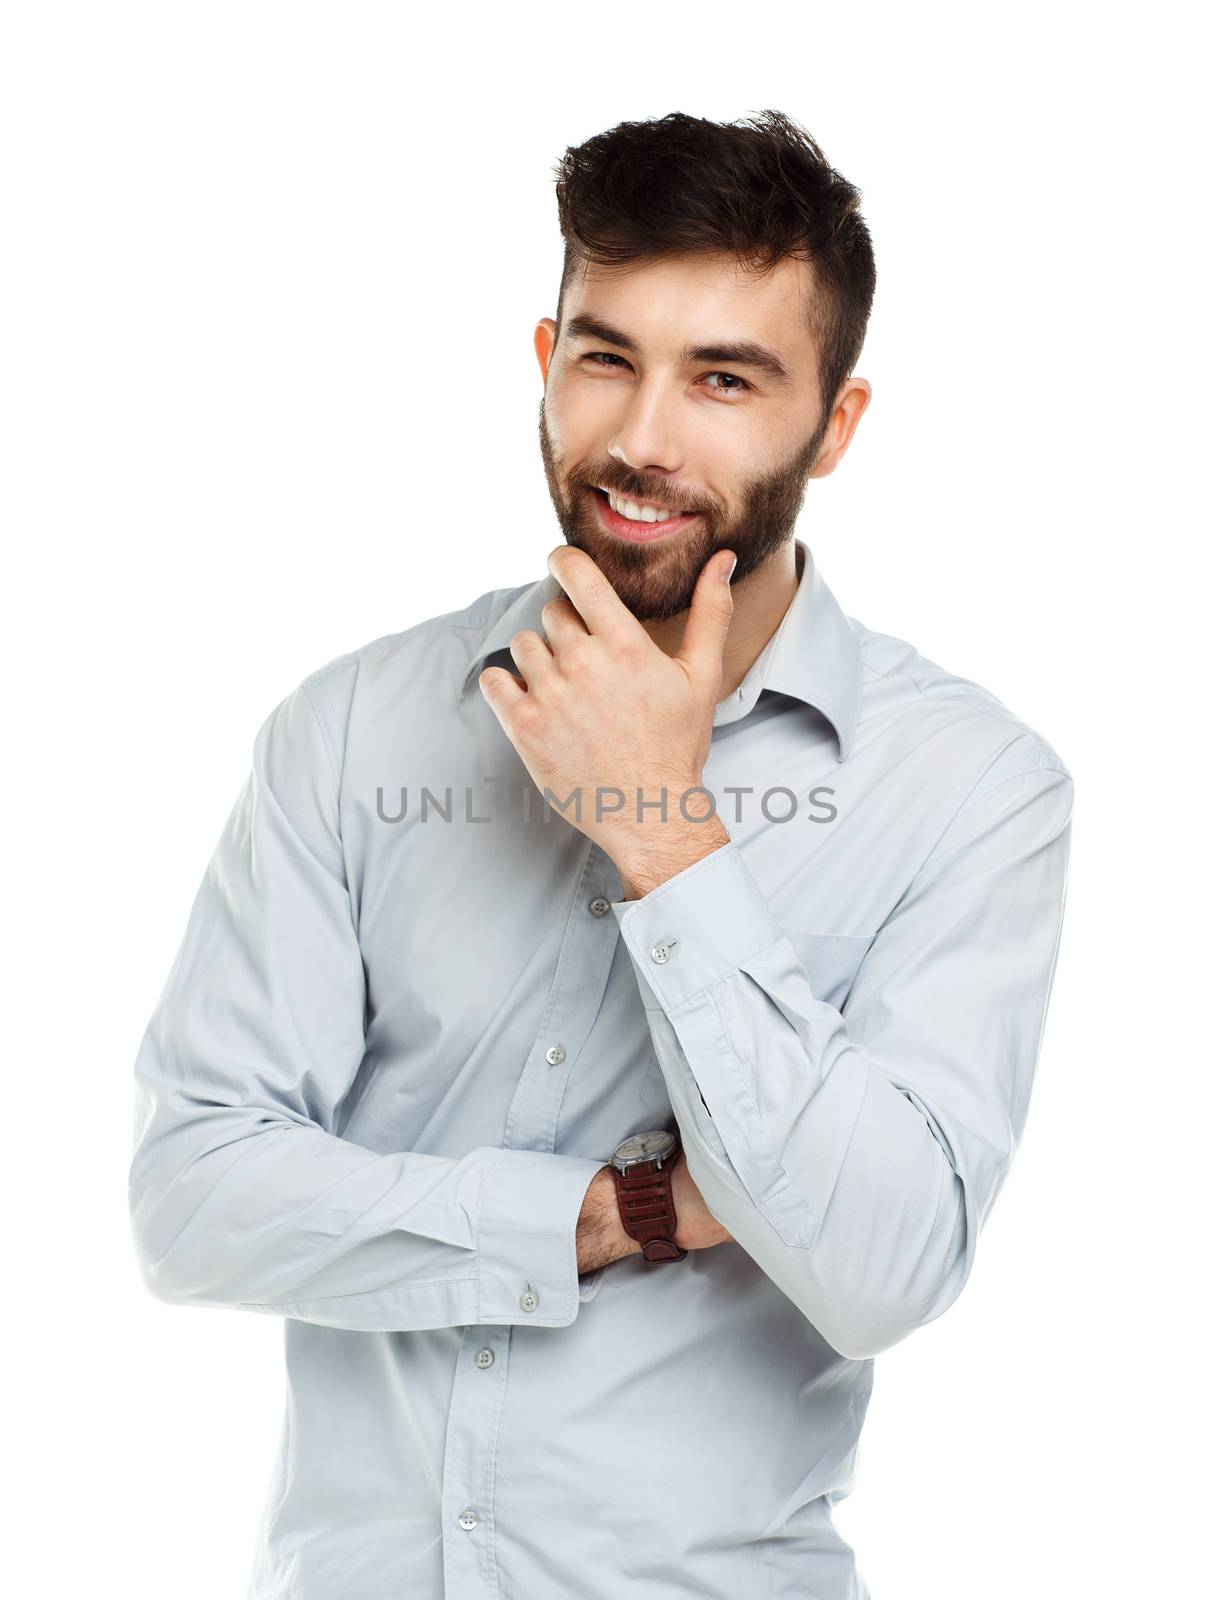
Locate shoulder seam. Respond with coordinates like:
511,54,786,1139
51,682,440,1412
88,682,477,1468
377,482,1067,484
300,677,342,789
860,650,1023,731
878,745,1070,929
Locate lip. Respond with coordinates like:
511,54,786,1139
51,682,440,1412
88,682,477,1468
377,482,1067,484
590,485,701,543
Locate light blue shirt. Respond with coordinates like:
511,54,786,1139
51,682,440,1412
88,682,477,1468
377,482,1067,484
129,537,1074,1599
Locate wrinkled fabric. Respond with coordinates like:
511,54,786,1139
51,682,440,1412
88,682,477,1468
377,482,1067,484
129,539,1073,1600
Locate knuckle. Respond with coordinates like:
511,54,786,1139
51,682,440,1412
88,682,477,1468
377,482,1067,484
559,639,591,676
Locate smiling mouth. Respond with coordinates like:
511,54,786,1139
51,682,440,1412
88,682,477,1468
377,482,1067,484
588,484,703,544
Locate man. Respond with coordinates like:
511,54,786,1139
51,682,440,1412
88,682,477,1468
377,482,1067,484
129,109,1074,1600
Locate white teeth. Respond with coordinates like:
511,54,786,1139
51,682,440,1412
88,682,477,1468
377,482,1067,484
605,491,681,523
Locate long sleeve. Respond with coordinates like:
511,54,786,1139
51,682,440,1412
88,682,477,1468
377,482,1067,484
127,680,604,1332
612,738,1074,1362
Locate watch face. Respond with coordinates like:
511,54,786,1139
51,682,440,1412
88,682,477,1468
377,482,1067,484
614,1128,676,1170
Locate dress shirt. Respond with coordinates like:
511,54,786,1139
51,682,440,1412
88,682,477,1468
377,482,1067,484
128,537,1074,1600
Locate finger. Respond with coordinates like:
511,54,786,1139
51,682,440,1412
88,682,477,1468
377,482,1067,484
477,665,527,715
541,595,589,655
678,549,737,677
506,627,555,689
546,546,648,648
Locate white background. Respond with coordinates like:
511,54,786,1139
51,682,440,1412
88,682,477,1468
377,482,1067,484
3,3,1199,1595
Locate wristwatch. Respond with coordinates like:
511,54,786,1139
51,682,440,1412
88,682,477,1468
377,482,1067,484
608,1128,688,1264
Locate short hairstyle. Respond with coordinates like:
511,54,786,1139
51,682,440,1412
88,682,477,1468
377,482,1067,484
551,109,876,422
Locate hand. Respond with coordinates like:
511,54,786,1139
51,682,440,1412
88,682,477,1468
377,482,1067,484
478,546,736,885
671,1146,734,1250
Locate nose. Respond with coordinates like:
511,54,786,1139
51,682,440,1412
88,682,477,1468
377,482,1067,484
607,376,688,483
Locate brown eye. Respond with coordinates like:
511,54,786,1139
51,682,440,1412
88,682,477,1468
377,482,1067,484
582,353,749,398
701,372,750,394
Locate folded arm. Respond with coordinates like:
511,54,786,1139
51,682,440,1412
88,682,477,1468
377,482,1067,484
128,678,607,1332
611,739,1074,1361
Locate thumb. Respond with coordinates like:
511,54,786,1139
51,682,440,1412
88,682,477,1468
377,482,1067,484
678,549,736,674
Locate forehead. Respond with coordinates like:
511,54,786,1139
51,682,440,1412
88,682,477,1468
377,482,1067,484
564,252,815,362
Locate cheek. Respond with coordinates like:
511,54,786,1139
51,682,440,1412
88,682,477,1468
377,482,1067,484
544,383,609,460
555,376,627,440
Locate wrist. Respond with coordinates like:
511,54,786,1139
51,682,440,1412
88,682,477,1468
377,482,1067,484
616,814,731,900
606,1129,690,1265
576,1167,641,1275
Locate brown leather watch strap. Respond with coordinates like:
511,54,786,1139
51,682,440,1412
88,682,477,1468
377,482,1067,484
610,1145,688,1263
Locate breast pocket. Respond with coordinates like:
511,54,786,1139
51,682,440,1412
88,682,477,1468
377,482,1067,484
777,926,874,1013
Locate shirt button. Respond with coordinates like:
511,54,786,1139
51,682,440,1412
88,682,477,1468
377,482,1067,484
473,1346,495,1369
589,896,612,917
545,1043,566,1065
651,938,679,964
519,1286,540,1312
457,1509,479,1532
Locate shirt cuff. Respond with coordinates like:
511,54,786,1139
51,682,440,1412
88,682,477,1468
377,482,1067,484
475,1148,607,1327
611,841,783,1014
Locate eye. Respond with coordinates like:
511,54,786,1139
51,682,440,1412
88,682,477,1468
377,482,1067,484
700,371,750,394
580,352,750,397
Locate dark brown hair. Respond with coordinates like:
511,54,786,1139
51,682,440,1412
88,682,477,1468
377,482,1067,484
551,109,876,423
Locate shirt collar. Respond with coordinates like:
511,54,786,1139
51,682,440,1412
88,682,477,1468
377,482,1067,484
457,537,862,763
744,538,863,762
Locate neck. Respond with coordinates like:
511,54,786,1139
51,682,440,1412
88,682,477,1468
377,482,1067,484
641,540,802,701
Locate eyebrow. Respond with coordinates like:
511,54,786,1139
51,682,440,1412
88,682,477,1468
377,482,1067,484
563,312,793,387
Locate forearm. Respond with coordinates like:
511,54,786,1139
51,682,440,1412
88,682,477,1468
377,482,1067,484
129,1084,607,1331
671,1051,965,1359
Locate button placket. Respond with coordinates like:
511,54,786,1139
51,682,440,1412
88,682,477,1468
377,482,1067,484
441,845,623,1598
443,1321,509,1596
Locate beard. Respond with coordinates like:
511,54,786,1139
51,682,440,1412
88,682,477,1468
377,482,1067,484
536,397,828,622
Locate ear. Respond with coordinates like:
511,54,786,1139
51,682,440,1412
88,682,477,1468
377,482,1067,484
809,377,872,480
533,318,558,386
